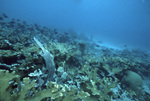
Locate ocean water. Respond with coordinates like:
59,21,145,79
0,0,150,101
0,0,150,51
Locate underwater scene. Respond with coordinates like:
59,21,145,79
0,0,150,101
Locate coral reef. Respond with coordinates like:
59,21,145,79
0,15,150,101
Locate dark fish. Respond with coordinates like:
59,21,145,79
64,32,68,35
124,45,127,48
96,44,100,47
0,16,3,20
54,29,58,34
6,24,11,28
2,13,8,18
34,23,40,30
34,23,38,28
15,28,20,33
17,19,20,21
9,20,15,24
40,29,44,33
22,21,26,25
143,53,148,57
27,27,34,31
17,23,24,28
1,22,6,25
27,25,34,31
12,18,15,21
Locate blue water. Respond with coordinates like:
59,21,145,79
0,0,150,51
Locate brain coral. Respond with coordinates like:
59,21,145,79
121,70,143,94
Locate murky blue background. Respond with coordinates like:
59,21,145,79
0,0,150,51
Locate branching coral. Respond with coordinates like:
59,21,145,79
48,41,79,59
0,70,20,101
0,69,90,101
67,63,118,101
85,71,118,101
